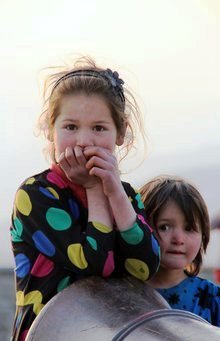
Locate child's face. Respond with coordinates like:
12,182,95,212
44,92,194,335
53,93,124,161
155,199,202,271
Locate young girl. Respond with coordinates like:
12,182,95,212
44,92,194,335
140,175,220,327
10,57,160,340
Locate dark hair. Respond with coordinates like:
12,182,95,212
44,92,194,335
38,56,145,163
140,175,210,276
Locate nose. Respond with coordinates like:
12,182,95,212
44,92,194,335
76,130,93,148
171,228,185,245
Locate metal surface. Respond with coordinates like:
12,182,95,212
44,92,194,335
26,276,220,340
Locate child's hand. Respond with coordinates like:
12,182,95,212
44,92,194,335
84,146,123,197
58,146,100,188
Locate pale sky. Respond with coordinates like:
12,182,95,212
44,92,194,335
1,0,220,267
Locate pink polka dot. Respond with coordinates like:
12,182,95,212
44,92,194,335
137,214,153,232
47,171,68,188
19,329,29,341
31,254,54,277
102,251,114,277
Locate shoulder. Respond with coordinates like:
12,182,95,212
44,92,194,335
187,276,220,295
122,181,140,197
14,168,71,204
18,169,51,189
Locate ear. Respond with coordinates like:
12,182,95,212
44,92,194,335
116,122,127,146
116,135,125,146
47,129,54,142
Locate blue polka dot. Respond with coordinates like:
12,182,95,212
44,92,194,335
32,231,56,256
39,187,58,200
15,254,31,278
152,235,160,255
68,199,80,219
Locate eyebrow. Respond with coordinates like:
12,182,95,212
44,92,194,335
156,218,186,225
61,118,112,125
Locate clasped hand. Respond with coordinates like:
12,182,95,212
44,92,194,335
58,146,122,196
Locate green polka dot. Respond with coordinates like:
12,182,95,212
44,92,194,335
57,276,71,292
125,258,149,281
86,236,97,251
11,217,23,242
135,193,144,209
46,207,72,230
120,223,144,245
14,217,23,235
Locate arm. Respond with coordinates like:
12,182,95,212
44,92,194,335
114,183,160,281
83,146,160,281
11,170,115,276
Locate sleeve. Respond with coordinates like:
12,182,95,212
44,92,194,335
211,284,220,327
115,182,160,281
11,175,116,278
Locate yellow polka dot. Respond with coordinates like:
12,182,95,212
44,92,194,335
16,291,24,306
93,221,112,233
67,244,88,269
15,189,32,216
125,258,149,281
46,187,59,199
33,302,44,315
26,177,35,185
24,290,42,305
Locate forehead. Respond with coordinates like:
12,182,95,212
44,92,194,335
157,199,184,218
60,93,111,114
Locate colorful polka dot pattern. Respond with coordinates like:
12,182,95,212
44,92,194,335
46,207,72,231
125,258,150,281
67,243,88,269
120,223,144,245
15,189,32,216
11,168,160,340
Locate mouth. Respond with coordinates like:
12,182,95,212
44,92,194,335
168,251,185,255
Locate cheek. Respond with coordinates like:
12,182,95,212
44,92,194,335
188,235,202,256
157,239,167,254
54,131,71,151
98,138,116,152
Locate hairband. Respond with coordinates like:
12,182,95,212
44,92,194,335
51,68,125,106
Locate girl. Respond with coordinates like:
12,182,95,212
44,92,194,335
10,57,160,340
140,175,220,327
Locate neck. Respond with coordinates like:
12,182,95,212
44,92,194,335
148,267,187,289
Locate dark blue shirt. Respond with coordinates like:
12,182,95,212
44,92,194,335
157,276,220,327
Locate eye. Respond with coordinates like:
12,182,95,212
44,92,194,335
185,225,199,233
157,224,170,232
94,125,105,132
66,124,77,131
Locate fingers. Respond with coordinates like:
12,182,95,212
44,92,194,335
84,146,112,160
58,151,71,172
74,146,87,166
58,146,87,167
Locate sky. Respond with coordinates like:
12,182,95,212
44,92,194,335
1,0,220,267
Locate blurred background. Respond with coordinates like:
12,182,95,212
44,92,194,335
1,0,220,339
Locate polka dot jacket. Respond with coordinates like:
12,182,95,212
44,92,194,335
157,276,220,327
10,165,160,340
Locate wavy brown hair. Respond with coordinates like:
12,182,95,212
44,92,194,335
140,175,210,276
